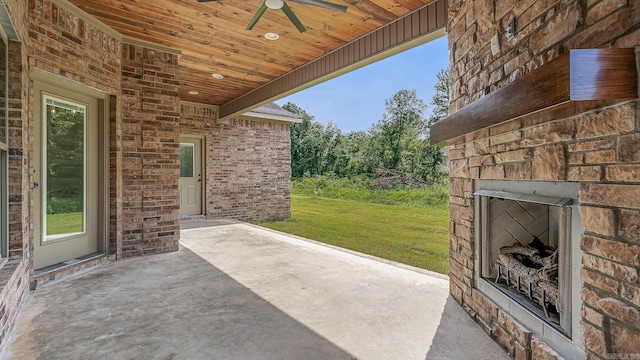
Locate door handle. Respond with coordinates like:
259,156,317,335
33,181,39,189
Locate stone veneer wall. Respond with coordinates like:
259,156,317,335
180,103,292,222
447,0,640,359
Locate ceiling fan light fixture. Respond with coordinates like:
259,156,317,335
264,32,279,40
244,0,346,33
265,0,284,9
212,73,224,79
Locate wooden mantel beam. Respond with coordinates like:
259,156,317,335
430,48,639,144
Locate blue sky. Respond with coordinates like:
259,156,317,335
276,36,449,133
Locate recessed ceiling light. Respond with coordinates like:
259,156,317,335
265,32,280,41
265,0,284,9
188,90,199,95
212,73,224,79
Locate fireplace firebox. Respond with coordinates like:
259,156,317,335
476,188,572,334
474,180,583,357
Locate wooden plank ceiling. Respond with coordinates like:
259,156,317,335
69,0,444,116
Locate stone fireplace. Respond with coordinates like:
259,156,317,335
431,0,640,358
474,180,583,356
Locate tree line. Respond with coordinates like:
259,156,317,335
284,69,449,189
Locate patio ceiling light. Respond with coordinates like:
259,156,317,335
264,33,279,40
265,0,284,9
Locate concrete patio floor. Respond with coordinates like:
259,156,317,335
3,220,508,360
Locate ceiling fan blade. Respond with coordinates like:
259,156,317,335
246,3,268,30
289,0,347,12
281,2,307,33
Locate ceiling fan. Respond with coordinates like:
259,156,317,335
198,0,348,33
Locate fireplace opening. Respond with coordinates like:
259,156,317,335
473,181,584,357
472,180,584,359
476,190,573,336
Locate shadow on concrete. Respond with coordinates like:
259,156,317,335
425,296,510,360
6,248,356,360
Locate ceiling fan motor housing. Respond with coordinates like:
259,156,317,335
265,0,284,9
242,0,347,33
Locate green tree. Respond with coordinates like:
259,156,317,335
341,130,374,176
374,89,427,173
322,122,361,177
367,84,449,186
46,107,85,214
414,140,446,182
284,102,328,177
427,69,449,130
284,68,450,184
425,68,450,178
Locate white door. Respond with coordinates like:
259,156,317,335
179,136,203,216
33,82,101,269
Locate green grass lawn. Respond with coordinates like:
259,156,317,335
47,212,84,235
259,194,450,274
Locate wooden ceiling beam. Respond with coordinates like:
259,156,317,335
219,0,447,119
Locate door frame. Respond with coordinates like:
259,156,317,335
179,134,205,216
33,70,110,266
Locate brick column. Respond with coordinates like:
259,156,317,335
121,44,180,257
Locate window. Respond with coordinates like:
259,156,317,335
43,96,87,239
179,144,195,178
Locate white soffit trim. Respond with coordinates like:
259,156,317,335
241,111,303,124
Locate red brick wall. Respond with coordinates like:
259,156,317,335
18,0,290,258
6,2,28,261
0,0,33,352
28,0,183,260
0,0,293,353
447,0,640,358
120,44,180,257
181,103,292,222
27,1,121,92
27,0,124,259
2,37,30,359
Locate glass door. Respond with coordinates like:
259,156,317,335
179,136,203,216
34,83,100,269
